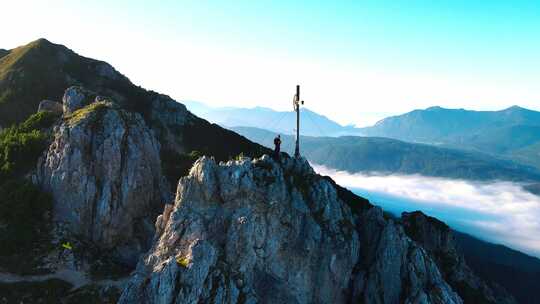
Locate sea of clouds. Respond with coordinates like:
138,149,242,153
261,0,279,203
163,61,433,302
313,164,540,258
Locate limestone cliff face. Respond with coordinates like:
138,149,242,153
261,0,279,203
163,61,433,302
149,93,195,153
37,88,172,260
402,212,516,304
119,156,463,304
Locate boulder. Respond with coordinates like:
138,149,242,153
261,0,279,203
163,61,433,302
62,86,96,114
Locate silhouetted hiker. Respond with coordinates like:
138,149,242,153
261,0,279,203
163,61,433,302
274,135,282,160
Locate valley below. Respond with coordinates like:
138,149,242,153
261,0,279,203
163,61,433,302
314,164,540,258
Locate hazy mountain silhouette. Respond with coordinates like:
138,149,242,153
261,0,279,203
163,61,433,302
184,100,360,137
361,106,540,169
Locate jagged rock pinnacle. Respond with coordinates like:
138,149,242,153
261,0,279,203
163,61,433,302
37,87,172,264
119,155,462,303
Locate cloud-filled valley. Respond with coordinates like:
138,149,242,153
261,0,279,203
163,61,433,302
314,164,540,258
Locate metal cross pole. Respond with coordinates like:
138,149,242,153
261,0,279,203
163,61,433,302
293,85,304,158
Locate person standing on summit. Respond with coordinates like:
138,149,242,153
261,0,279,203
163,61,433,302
274,134,282,160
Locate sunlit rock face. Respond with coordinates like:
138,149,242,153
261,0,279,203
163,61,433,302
37,88,172,262
62,86,95,114
119,155,463,304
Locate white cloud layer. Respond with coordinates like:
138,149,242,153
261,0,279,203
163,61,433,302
313,164,540,258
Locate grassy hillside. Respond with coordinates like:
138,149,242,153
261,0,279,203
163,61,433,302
0,111,59,274
233,126,540,182
0,39,84,126
0,38,170,127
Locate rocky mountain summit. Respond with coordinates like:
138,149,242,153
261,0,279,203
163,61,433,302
118,154,507,304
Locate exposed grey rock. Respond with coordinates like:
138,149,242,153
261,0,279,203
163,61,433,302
402,211,517,304
62,86,96,114
352,207,462,304
119,156,463,304
149,94,195,153
37,90,172,263
38,100,63,114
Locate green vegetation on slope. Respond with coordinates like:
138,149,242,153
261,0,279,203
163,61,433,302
0,111,58,274
0,38,143,127
0,39,74,126
0,180,53,274
0,111,59,180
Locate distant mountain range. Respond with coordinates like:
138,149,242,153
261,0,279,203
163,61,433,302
188,102,540,171
360,105,540,169
361,105,540,142
184,101,359,137
232,126,540,184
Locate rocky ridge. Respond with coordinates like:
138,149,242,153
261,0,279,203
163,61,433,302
118,155,476,304
0,39,269,169
36,87,172,264
402,212,516,304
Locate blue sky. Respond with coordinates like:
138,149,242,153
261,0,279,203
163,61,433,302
2,0,539,126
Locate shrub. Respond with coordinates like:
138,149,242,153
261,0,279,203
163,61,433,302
19,111,60,132
235,152,245,161
176,256,190,268
0,111,58,180
0,111,58,274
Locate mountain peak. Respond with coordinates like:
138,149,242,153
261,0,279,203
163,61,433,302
504,105,526,112
425,106,445,111
0,39,111,126
29,38,54,47
14,38,65,56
